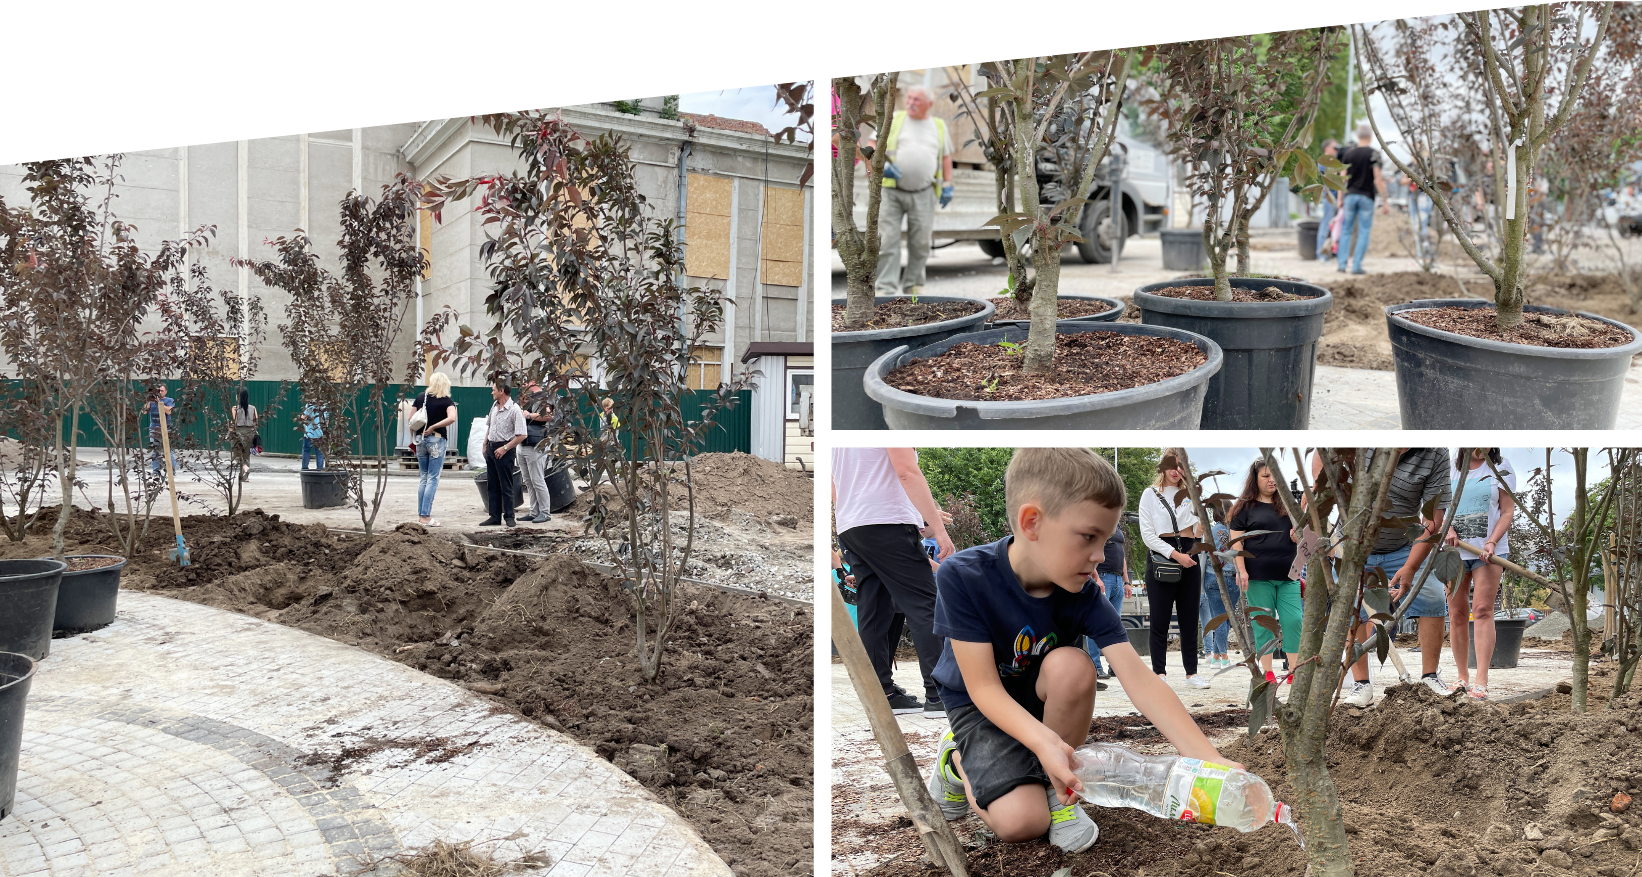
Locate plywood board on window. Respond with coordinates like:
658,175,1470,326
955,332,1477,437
688,174,733,216
761,259,804,288
763,186,805,227
685,212,732,280
763,222,805,262
418,209,433,280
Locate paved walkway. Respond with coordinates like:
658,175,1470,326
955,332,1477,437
830,643,1578,874
0,593,727,877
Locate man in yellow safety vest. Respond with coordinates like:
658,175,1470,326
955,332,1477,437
864,84,954,297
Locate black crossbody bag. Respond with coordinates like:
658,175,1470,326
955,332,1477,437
1148,488,1185,584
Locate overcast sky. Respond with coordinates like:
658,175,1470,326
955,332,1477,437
677,84,800,136
1180,448,1605,526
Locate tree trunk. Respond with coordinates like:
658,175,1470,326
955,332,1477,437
1022,224,1062,374
834,77,891,327
1205,219,1231,300
52,399,79,560
1234,214,1251,276
1494,138,1530,332
1285,739,1354,876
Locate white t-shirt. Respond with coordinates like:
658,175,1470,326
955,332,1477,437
890,114,950,193
833,448,923,535
1139,485,1198,559
1450,456,1516,560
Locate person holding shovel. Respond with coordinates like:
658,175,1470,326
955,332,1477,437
147,385,177,475
922,449,1239,854
1445,448,1516,701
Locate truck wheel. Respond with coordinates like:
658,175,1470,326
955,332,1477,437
1076,199,1113,264
977,238,1005,258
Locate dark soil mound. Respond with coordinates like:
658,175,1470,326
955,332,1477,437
688,452,814,522
1149,285,1303,303
883,332,1207,402
832,298,986,332
5,507,814,877
987,296,1117,321
1400,306,1634,350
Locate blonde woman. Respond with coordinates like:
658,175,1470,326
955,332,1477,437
412,373,458,526
1137,449,1210,688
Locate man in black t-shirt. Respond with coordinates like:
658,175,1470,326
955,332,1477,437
1336,124,1390,275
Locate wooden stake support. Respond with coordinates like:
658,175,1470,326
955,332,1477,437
830,586,970,876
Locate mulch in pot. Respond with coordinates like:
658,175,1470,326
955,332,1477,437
1149,285,1304,303
65,555,124,571
831,298,986,332
1399,306,1634,350
883,331,1207,403
986,296,1114,322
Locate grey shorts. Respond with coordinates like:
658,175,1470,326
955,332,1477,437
946,666,1051,810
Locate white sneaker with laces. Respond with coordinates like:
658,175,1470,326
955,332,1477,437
1045,787,1099,853
1186,674,1211,689
1343,680,1374,707
1421,673,1453,696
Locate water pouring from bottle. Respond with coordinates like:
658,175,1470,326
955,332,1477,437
1070,743,1305,848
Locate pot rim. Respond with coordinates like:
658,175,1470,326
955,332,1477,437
831,295,997,343
1386,298,1642,360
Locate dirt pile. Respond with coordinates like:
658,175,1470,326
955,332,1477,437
849,676,1642,877
4,508,814,877
687,452,814,523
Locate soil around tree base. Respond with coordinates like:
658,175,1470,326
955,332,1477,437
64,554,123,571
1,507,813,877
1398,306,1635,350
1148,285,1304,303
832,299,986,332
882,331,1207,403
843,672,1642,877
986,297,1114,321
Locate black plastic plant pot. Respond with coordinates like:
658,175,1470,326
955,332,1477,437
832,295,995,430
54,555,127,633
0,560,64,662
1296,220,1320,261
1159,229,1206,271
862,322,1222,430
986,294,1124,330
546,463,578,513
1127,627,1152,658
1386,299,1642,429
299,469,350,509
475,470,526,516
0,650,36,822
1133,276,1332,430
1467,618,1528,670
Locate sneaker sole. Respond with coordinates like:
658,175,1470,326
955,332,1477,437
890,707,922,715
923,709,947,718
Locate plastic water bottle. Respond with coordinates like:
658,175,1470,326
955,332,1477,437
1070,743,1303,846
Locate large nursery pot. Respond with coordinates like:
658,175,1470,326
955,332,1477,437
1133,276,1332,430
0,650,36,822
987,293,1124,330
54,555,127,633
1296,220,1320,261
832,295,994,430
1127,626,1152,657
0,560,65,661
862,321,1223,430
1467,617,1528,670
546,463,578,513
1386,299,1642,429
1159,228,1206,271
299,468,350,509
474,469,526,515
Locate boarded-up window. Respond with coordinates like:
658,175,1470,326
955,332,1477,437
418,209,433,281
687,347,723,390
188,336,241,380
761,186,805,287
685,174,733,280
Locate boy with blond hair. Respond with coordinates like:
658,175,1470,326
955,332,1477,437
925,448,1239,852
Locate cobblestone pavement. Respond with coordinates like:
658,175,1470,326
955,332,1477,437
0,592,728,877
830,643,1578,874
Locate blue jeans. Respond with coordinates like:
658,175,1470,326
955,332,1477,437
1083,572,1127,669
1338,192,1376,272
1201,571,1241,655
301,437,325,470
1316,199,1336,258
416,435,447,518
1364,542,1447,620
149,441,176,474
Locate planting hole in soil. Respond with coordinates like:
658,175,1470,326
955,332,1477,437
1148,285,1304,303
1397,306,1634,350
985,297,1116,322
5,493,814,877
881,331,1207,403
831,298,986,332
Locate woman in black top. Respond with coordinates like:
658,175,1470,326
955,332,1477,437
1228,459,1301,683
412,373,458,526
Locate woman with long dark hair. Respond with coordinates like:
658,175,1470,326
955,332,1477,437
1228,459,1301,683
230,388,258,483
1138,449,1210,688
1445,447,1516,700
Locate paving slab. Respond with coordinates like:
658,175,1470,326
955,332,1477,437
830,642,1580,874
0,592,728,877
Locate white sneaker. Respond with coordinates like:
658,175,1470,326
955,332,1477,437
1343,680,1374,707
1046,787,1099,853
1421,673,1453,696
1186,675,1211,689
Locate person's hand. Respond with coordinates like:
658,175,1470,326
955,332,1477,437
940,183,954,208
1481,540,1497,563
1094,577,1106,595
882,162,902,182
1124,582,1133,598
494,446,508,460
938,510,954,527
1237,568,1250,589
1171,551,1197,568
1444,527,1458,548
935,533,956,562
1034,734,1083,807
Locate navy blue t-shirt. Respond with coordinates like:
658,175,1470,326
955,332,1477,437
932,536,1129,710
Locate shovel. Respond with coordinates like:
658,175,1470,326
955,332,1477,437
155,402,189,566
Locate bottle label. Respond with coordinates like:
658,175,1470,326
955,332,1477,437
1164,758,1232,825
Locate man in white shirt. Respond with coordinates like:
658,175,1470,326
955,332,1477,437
481,379,527,528
833,448,955,717
868,85,955,298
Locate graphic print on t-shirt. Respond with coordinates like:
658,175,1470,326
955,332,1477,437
1002,628,1058,676
1452,476,1494,544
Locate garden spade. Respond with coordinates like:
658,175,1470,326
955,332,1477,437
155,403,189,566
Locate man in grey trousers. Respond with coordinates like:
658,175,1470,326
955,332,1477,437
866,85,955,298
